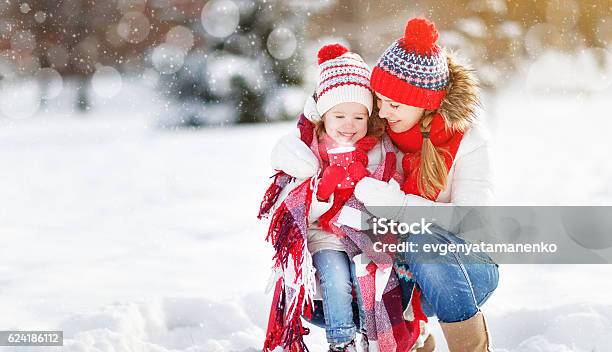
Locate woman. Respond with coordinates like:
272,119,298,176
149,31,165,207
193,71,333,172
354,17,499,352
272,18,498,352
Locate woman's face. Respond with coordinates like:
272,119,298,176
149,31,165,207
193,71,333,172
322,102,369,146
376,93,424,133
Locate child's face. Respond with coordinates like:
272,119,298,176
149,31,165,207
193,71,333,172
376,92,425,133
322,102,369,146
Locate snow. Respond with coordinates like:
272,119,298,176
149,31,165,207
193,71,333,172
1,77,612,351
525,49,612,93
0,77,41,119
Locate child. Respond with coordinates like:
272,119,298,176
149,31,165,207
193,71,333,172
263,44,386,352
305,44,383,352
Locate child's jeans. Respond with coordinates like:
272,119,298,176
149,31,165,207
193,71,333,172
311,249,366,344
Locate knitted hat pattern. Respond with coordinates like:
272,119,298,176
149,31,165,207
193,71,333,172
370,17,450,110
315,44,374,116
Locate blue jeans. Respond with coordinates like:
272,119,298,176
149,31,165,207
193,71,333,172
310,250,366,344
397,226,499,323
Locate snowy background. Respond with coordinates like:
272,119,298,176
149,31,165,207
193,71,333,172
2,77,612,351
2,0,612,351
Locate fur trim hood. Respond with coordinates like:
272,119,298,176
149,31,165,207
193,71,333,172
438,52,481,132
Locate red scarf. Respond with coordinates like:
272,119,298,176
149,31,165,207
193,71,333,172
387,113,464,200
317,135,378,231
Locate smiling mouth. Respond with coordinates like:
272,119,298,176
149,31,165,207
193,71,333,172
387,120,400,125
338,132,356,138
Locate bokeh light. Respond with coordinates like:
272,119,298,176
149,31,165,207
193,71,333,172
201,0,240,38
19,3,31,14
34,11,47,24
36,67,64,99
152,44,185,74
117,11,150,44
91,65,123,98
166,25,194,53
266,27,297,60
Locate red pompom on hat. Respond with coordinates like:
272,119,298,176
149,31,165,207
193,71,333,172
401,17,440,55
317,44,349,64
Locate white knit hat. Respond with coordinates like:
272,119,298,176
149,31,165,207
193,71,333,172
315,44,373,117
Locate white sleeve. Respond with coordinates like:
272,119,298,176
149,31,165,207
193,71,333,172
445,142,494,206
270,133,320,179
398,142,493,208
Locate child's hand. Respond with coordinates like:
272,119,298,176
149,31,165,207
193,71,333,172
316,165,347,201
347,162,369,183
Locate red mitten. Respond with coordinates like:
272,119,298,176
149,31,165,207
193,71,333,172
347,162,369,183
317,165,347,201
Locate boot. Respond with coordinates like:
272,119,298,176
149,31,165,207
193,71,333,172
439,312,490,352
416,333,435,352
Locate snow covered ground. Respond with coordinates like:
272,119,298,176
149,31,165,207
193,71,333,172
1,78,612,352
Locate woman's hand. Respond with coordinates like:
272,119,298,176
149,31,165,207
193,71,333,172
355,177,445,224
354,177,406,208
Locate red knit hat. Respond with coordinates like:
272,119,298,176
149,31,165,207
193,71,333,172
370,17,449,110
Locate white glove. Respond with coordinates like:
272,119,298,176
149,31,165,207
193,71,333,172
355,177,443,223
271,134,319,179
354,177,407,221
355,177,405,206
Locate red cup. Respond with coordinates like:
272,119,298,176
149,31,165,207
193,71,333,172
327,146,356,189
